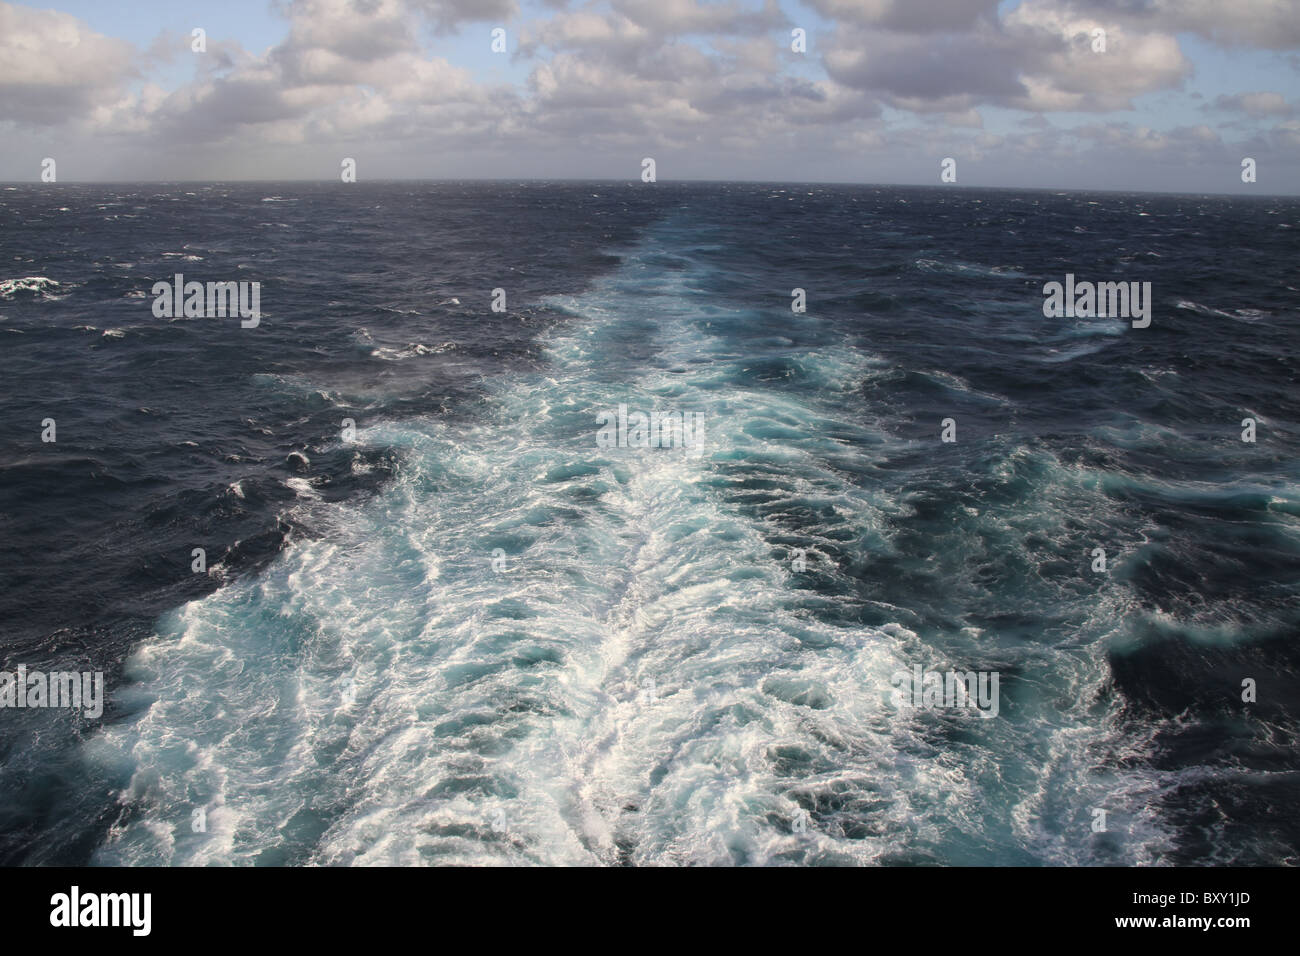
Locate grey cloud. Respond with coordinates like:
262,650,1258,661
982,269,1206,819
820,1,1191,113
612,0,788,36
689,77,825,113
1212,92,1293,117
0,0,1291,193
406,0,519,32
0,1,136,125
1042,0,1300,50
802,0,999,32
825,31,1028,103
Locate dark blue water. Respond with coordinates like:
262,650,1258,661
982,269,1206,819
1,182,1296,865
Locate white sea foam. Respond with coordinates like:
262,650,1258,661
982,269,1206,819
0,276,62,299
84,230,1173,866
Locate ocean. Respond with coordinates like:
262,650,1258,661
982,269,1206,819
0,181,1297,865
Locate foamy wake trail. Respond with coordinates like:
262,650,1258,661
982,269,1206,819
84,235,1173,866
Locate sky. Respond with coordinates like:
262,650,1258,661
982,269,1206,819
1,0,1298,192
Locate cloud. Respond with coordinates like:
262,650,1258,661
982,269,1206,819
512,0,867,152
611,0,787,35
0,1,136,125
824,30,1027,109
820,0,1191,113
143,0,491,145
1213,91,1293,117
0,0,1293,190
802,0,998,33
1083,0,1300,50
405,0,520,33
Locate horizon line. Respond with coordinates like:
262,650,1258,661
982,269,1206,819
2,177,1293,199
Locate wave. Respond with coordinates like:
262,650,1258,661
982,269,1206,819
1175,300,1270,322
914,258,1027,279
0,276,64,300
